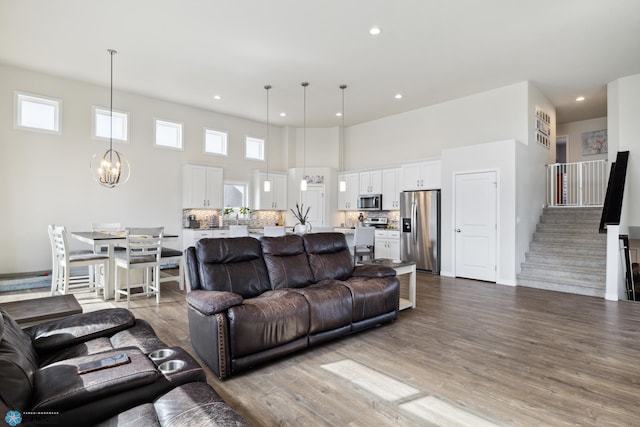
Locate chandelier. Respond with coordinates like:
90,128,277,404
90,49,130,188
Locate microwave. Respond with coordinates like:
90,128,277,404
357,194,382,210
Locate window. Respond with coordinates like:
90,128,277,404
14,92,61,134
93,107,129,141
204,128,228,155
224,183,248,209
245,136,265,160
154,119,183,149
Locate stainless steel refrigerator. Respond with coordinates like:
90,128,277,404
400,190,440,273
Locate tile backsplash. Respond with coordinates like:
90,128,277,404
183,209,283,229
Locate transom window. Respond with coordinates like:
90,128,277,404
93,107,129,141
154,119,183,150
204,128,228,155
14,92,61,134
245,136,265,160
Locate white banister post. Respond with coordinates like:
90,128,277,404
605,225,620,301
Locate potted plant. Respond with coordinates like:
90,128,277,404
238,206,251,218
290,202,312,234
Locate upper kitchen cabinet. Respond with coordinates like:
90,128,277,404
382,168,401,210
400,160,441,191
359,170,382,194
183,164,223,208
337,172,359,210
253,171,287,210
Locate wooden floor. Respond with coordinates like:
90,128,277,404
2,273,640,426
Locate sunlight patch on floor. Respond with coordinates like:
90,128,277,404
400,396,499,427
321,359,419,401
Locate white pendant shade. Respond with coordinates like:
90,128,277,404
264,179,271,192
339,180,346,192
300,179,307,191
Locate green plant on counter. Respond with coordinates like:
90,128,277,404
290,202,310,225
223,207,235,217
238,206,251,217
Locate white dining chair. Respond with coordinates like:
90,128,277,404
352,227,375,264
159,247,185,292
48,225,110,297
263,226,286,237
114,227,164,307
229,225,249,237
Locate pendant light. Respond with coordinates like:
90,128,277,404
90,49,130,188
300,82,309,191
263,84,272,192
339,84,347,192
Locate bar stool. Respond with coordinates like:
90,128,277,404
352,227,375,264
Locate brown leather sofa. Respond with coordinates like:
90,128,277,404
185,232,399,379
0,306,248,426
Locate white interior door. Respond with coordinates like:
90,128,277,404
455,171,497,281
301,185,325,228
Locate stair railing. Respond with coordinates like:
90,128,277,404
599,151,630,301
546,160,608,207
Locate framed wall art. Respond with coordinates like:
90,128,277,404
581,129,607,155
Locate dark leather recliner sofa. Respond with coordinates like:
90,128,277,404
0,306,248,426
185,232,399,379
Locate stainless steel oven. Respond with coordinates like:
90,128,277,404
357,194,382,210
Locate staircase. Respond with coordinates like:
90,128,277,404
517,207,606,297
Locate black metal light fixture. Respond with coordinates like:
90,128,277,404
339,84,347,192
264,84,272,192
91,49,130,188
300,82,309,191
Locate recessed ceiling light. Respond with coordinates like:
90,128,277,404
336,112,343,117
369,26,382,36
213,94,221,100
280,112,286,117
395,93,403,99
576,96,585,102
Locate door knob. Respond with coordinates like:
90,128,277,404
456,228,461,233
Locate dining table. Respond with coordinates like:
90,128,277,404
70,231,179,300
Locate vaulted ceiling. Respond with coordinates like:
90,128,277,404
1,0,639,127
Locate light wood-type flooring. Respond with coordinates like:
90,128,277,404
2,272,640,426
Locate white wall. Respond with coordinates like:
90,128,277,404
294,126,340,169
1,63,559,283
557,117,608,163
515,83,556,278
345,82,529,169
608,73,640,232
441,140,517,284
0,63,288,274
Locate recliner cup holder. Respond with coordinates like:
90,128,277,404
149,349,175,361
158,359,186,374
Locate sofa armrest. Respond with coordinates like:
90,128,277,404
186,290,243,315
25,308,136,354
352,264,397,278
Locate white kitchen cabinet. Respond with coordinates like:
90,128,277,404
400,160,441,191
183,228,231,249
183,229,214,250
212,229,229,238
337,172,359,210
382,168,401,210
253,171,287,210
374,229,400,260
359,170,382,194
183,165,223,208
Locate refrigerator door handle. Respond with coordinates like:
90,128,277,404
412,202,418,244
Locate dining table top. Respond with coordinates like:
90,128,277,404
71,231,179,242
